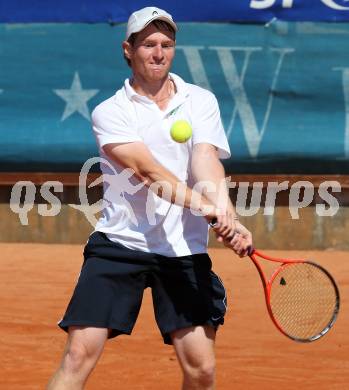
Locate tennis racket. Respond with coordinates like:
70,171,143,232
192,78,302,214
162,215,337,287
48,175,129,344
248,248,340,342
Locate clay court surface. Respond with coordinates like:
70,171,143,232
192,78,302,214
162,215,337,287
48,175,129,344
0,244,348,390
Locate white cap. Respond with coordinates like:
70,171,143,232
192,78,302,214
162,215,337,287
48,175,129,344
126,7,177,40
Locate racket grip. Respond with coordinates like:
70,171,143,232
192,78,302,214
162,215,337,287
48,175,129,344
209,218,254,257
247,246,255,256
209,217,218,227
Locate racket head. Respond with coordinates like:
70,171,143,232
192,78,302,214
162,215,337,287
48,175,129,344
267,261,340,342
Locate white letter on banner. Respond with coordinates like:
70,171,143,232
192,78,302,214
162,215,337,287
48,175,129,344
210,46,294,158
250,0,276,9
321,0,349,10
282,0,294,6
333,68,349,157
176,46,211,91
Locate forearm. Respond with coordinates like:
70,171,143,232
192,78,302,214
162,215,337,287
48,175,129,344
191,150,238,219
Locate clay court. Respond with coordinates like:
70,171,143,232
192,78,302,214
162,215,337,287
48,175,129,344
0,244,347,389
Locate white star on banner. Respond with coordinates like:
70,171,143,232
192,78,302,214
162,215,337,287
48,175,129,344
54,72,99,121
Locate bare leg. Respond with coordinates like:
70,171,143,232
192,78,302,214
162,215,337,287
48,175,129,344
171,326,216,390
47,326,109,390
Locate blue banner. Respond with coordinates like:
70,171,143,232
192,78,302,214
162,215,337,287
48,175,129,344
1,21,349,173
1,0,349,23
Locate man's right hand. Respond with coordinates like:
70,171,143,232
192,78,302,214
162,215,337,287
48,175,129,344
212,217,252,258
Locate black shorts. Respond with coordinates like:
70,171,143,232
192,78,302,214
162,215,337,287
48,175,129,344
58,231,227,345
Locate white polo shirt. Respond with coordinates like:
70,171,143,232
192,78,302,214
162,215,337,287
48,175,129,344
91,72,230,257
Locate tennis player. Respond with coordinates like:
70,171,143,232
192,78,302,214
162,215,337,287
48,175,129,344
47,6,252,390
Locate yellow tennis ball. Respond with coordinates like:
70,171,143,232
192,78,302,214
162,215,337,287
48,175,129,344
170,120,192,143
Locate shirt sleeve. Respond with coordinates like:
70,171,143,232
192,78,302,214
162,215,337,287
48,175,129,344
91,99,142,149
192,91,231,159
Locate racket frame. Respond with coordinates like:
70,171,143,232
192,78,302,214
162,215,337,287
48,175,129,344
249,249,340,343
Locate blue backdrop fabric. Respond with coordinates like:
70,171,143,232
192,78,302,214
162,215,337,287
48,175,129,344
1,0,349,23
1,21,349,173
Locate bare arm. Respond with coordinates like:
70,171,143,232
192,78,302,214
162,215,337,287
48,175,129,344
191,143,236,217
191,143,252,256
103,141,217,221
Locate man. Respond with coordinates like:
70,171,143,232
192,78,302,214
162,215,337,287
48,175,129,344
47,6,252,390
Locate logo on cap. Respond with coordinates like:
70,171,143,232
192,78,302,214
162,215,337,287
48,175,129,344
152,11,158,15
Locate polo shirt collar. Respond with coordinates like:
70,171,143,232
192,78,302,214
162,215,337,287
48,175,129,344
124,78,148,102
169,72,189,99
123,72,189,106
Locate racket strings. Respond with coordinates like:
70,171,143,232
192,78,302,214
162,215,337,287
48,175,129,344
269,263,338,341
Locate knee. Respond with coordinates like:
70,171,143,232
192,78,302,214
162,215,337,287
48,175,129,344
184,362,216,388
61,344,91,374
